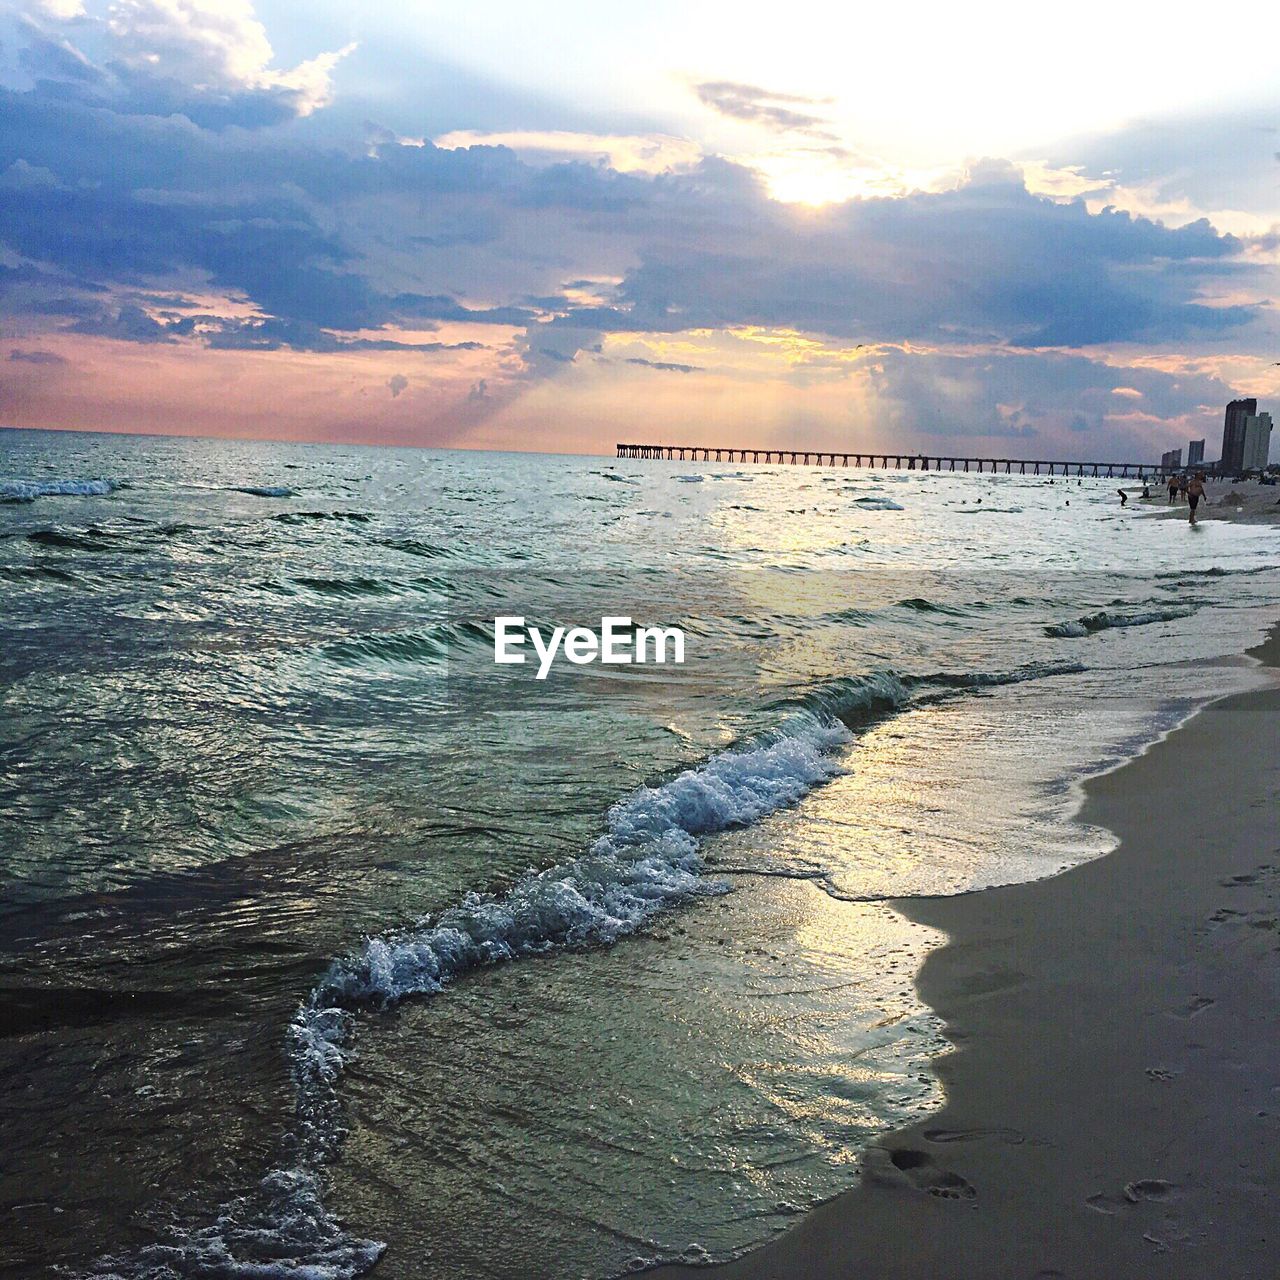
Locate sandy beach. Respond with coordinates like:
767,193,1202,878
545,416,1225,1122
654,627,1280,1280
1136,479,1280,525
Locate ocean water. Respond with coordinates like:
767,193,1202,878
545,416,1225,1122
3,428,1280,1279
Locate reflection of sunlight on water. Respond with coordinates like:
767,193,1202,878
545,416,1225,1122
8,435,1280,1278
333,876,945,1280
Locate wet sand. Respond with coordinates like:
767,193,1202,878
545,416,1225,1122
654,628,1280,1280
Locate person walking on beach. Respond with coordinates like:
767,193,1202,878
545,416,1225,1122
1167,474,1179,503
1187,473,1206,524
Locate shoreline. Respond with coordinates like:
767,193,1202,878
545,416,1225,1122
1132,478,1280,525
652,625,1280,1279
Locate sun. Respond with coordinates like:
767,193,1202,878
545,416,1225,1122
749,153,918,207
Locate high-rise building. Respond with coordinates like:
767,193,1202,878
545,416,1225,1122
1221,398,1258,472
1241,412,1273,471
1187,439,1205,467
1161,447,1183,471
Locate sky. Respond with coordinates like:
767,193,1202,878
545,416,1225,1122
2,0,1280,459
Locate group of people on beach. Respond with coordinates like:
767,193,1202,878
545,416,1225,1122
1117,472,1207,522
1168,472,1208,523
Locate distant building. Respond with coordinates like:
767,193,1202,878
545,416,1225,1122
1161,447,1183,471
1187,439,1205,466
1221,398,1258,472
1241,412,1273,471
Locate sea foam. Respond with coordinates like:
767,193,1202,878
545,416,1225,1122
1046,605,1196,637
0,478,117,502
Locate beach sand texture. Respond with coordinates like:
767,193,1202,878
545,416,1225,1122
655,629,1280,1280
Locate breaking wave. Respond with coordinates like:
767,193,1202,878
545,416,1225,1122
1046,605,1196,638
89,672,914,1279
1,478,118,502
88,657,1106,1278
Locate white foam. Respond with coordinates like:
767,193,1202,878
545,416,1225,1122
1046,605,1195,637
0,478,117,501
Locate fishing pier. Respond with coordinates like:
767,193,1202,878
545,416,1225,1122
616,444,1167,479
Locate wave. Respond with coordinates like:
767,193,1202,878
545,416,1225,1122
292,575,402,599
24,527,131,552
273,510,371,524
675,475,705,483
92,673,911,1279
912,659,1086,689
1046,606,1196,638
896,596,969,616
321,620,490,665
235,485,295,498
0,477,117,502
853,496,904,510
91,656,1112,1277
0,562,79,584
374,535,450,557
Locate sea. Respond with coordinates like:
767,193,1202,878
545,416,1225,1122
3,427,1279,1279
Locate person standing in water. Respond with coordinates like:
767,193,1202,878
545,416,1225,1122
1187,472,1206,524
1167,473,1179,503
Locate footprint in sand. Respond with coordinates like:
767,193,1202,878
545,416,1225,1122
882,1148,978,1200
1086,1179,1177,1214
1124,1179,1176,1202
1173,995,1214,1018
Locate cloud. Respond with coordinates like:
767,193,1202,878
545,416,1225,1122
9,347,68,364
861,347,1230,453
32,1,86,18
386,372,408,397
602,162,1254,348
0,53,1270,457
16,0,354,129
431,130,702,175
0,85,1257,364
70,303,173,342
200,317,485,353
0,158,66,188
624,356,701,373
694,81,834,137
1034,109,1280,237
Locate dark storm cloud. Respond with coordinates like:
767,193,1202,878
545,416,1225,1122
600,159,1253,348
0,80,1261,362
